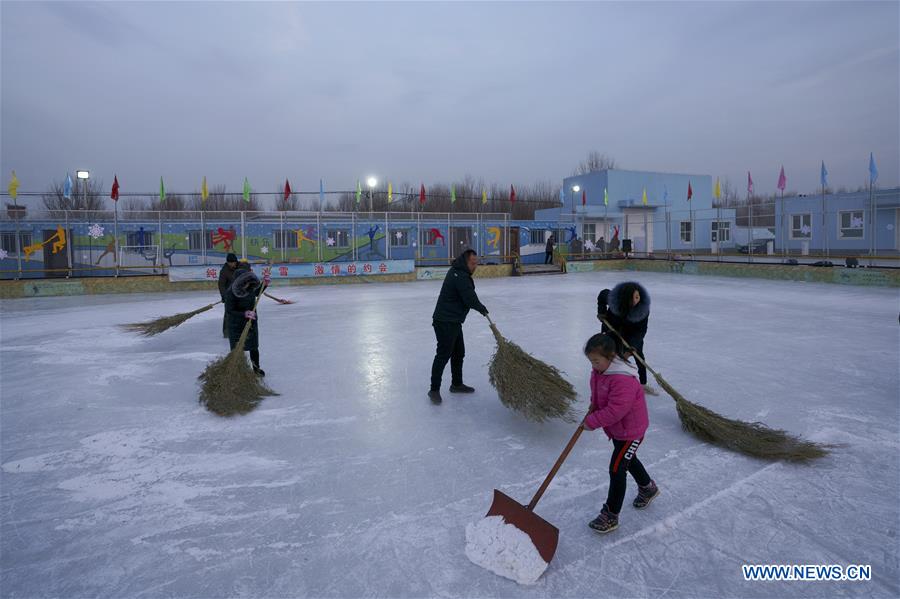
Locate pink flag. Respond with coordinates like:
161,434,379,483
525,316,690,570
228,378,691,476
747,171,754,195
777,166,786,191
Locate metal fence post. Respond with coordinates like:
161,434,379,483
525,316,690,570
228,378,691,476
240,211,246,261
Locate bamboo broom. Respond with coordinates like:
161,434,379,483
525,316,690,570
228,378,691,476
121,301,222,337
599,317,831,461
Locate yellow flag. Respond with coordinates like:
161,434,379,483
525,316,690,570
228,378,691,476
713,178,721,200
388,182,393,203
482,189,487,204
201,176,209,202
641,187,648,205
8,170,19,200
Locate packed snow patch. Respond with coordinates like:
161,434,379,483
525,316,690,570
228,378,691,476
464,515,549,585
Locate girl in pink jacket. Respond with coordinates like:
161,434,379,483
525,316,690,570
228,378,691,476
583,333,660,534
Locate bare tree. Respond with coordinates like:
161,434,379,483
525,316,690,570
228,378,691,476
43,179,107,213
573,151,617,175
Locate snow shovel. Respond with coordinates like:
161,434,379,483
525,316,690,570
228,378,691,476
485,420,586,564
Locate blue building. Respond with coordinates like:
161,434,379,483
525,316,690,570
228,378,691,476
773,188,900,254
535,169,733,254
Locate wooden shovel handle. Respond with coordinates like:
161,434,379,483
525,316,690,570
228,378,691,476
527,422,586,511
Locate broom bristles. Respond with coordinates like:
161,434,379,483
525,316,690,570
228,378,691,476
488,324,578,423
198,286,277,416
121,302,220,336
654,373,831,462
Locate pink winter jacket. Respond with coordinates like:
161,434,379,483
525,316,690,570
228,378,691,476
584,358,649,440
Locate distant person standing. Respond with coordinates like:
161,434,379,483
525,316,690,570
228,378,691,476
545,233,556,264
217,253,241,338
428,250,489,404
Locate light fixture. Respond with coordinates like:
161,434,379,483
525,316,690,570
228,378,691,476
76,170,90,180
366,177,377,188
572,185,580,192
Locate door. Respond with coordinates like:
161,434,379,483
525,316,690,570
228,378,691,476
43,228,70,277
509,226,520,257
450,226,473,254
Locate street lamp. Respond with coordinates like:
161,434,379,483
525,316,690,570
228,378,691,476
76,169,90,208
366,176,377,212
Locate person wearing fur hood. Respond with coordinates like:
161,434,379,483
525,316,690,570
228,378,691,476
597,281,654,393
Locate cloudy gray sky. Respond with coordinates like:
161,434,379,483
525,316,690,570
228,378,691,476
2,1,898,198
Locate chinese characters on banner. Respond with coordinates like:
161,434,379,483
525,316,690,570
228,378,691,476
169,260,415,282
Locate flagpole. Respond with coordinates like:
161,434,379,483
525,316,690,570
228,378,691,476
748,192,753,264
780,189,785,260
114,198,119,277
821,181,827,260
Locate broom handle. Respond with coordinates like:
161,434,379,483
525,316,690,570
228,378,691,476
235,283,269,348
599,316,658,377
527,422,586,511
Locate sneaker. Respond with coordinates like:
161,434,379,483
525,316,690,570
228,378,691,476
449,384,475,394
642,384,659,396
588,505,619,534
253,366,266,377
633,480,660,509
428,389,443,404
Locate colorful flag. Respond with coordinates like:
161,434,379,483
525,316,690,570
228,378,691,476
777,166,786,192
356,180,362,204
869,153,878,185
64,173,73,199
243,177,251,202
582,189,586,206
604,187,608,206
284,179,292,202
451,185,457,204
160,177,165,203
8,171,19,200
642,187,648,205
510,185,516,203
419,184,426,205
201,176,209,202
747,171,754,195
820,161,828,188
713,179,721,200
482,188,488,205
319,178,325,205
387,182,393,203
110,175,119,201
687,182,693,201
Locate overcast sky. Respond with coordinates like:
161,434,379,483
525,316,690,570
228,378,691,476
2,1,898,198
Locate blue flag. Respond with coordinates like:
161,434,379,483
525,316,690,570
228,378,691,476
319,178,325,205
869,153,878,185
63,173,73,199
820,161,828,188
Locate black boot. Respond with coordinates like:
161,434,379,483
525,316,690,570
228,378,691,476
428,389,443,404
449,383,475,393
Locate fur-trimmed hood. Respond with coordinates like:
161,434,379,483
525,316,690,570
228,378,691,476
230,270,260,299
607,281,651,323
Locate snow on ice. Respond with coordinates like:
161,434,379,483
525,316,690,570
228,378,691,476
1,272,898,598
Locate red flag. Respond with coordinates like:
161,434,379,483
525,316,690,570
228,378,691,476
284,179,292,202
582,189,586,206
510,185,516,203
777,166,786,191
110,175,119,201
419,183,426,205
687,181,693,201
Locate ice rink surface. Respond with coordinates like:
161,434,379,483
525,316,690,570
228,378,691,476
2,271,898,598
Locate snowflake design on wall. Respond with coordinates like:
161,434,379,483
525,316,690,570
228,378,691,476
261,246,269,254
326,237,335,247
0,249,7,260
88,224,105,239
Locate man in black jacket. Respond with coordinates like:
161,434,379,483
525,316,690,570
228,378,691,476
545,234,556,264
217,253,240,338
429,249,489,404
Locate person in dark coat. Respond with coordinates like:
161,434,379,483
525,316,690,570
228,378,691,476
545,234,556,264
218,253,241,338
429,249,489,404
597,281,654,393
224,269,266,376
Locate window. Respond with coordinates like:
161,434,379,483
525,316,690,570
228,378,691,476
420,228,445,247
711,221,730,243
390,229,409,247
839,211,864,239
582,224,596,243
791,214,812,239
273,230,299,249
680,221,692,243
1,231,33,255
530,229,546,245
125,230,154,249
187,230,214,250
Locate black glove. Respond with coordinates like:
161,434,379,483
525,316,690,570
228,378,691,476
480,308,489,316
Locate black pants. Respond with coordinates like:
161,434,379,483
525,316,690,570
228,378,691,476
545,250,553,264
222,309,229,338
626,339,648,385
606,438,651,514
431,320,464,390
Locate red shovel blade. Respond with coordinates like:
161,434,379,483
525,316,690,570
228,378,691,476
485,489,559,564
